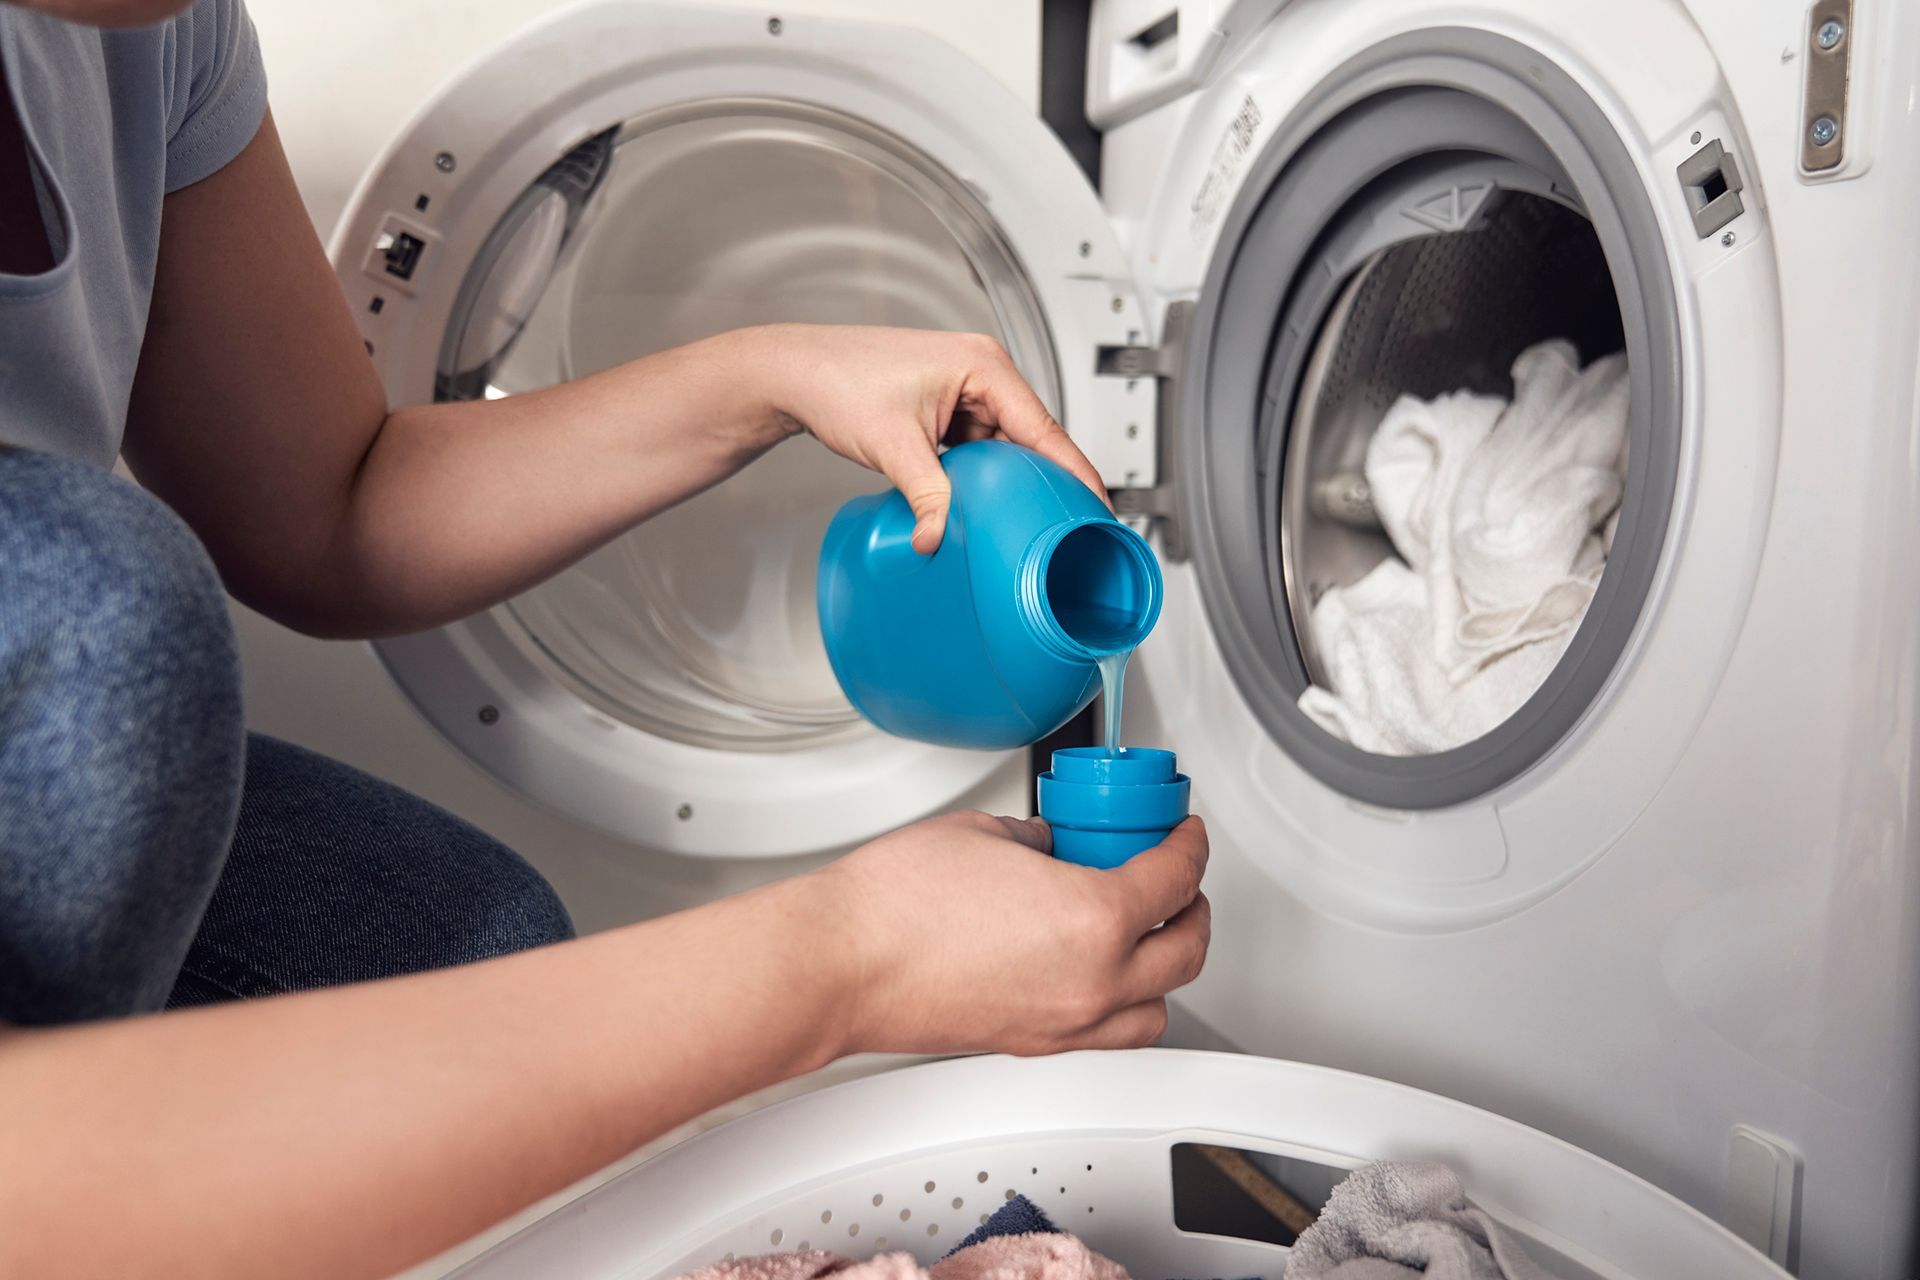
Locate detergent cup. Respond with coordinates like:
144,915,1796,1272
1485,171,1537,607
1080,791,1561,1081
817,440,1161,749
1038,747,1190,868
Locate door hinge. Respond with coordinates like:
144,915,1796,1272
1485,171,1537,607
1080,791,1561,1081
1098,300,1192,563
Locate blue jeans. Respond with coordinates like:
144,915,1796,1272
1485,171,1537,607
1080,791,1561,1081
0,449,574,1026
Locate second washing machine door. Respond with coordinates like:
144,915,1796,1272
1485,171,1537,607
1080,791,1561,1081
332,2,1155,859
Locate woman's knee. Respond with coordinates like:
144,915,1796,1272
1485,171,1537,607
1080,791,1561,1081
0,450,240,717
0,451,244,1021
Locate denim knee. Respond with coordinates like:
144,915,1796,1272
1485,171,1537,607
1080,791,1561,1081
0,450,244,1023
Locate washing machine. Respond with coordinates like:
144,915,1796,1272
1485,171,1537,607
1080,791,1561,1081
254,0,1918,1275
1091,0,1919,1276
236,0,1044,934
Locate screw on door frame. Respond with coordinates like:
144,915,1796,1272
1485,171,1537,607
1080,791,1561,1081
1816,18,1844,49
1721,231,1736,247
676,803,694,820
767,15,782,34
477,705,499,725
1810,115,1838,146
434,151,456,173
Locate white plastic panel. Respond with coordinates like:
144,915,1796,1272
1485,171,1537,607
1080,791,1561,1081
1085,0,1291,128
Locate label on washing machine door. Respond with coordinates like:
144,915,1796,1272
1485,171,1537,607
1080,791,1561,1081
1190,95,1264,246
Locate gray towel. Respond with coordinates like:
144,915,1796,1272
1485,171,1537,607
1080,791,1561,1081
1284,1162,1564,1280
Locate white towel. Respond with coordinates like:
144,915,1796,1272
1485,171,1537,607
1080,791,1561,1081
1299,340,1628,756
1286,1161,1565,1280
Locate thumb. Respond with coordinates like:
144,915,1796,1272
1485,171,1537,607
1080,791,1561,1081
884,438,953,554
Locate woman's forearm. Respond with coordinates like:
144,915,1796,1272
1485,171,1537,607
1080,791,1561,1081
127,117,1099,640
0,813,1213,1279
307,327,796,637
0,873,851,1280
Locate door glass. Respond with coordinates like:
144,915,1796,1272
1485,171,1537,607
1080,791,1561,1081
438,102,1059,750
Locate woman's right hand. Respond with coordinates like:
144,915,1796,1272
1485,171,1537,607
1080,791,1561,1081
811,811,1210,1058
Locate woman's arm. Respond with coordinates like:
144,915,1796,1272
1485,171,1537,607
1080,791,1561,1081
121,113,1105,639
0,813,1207,1280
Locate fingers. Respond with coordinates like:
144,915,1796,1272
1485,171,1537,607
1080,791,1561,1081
950,810,1052,854
1064,998,1170,1051
991,813,1053,854
1105,816,1209,935
1120,892,1211,1006
875,431,954,554
959,344,1113,511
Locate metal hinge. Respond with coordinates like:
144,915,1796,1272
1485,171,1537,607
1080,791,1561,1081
1098,300,1192,562
1801,0,1852,173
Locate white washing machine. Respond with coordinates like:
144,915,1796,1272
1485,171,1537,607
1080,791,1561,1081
249,0,1918,1276
237,0,1043,933
1092,0,1918,1276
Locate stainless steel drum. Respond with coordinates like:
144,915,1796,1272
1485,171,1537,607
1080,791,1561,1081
1278,191,1625,688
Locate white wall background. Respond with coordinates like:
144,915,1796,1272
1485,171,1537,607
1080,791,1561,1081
246,0,1043,238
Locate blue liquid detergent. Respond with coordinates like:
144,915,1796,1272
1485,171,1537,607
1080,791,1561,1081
1098,649,1129,757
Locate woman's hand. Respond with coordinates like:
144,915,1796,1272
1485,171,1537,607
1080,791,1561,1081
813,812,1210,1056
750,324,1112,553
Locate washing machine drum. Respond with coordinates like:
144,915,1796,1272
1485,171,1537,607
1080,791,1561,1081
1182,71,1681,809
1280,180,1624,685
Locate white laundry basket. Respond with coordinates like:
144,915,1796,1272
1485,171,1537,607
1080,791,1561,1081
448,1051,1788,1280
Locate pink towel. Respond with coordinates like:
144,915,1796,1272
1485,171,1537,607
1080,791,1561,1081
678,1232,1131,1280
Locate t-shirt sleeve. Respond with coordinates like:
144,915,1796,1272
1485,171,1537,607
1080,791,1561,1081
163,0,269,193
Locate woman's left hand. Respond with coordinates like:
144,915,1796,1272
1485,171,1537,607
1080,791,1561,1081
748,323,1111,554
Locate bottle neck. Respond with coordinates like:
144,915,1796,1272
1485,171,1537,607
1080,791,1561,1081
1015,517,1163,664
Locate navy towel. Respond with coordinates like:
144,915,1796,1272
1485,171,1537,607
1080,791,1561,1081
943,1194,1059,1257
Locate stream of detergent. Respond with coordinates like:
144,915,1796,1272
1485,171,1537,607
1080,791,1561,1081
1098,649,1131,757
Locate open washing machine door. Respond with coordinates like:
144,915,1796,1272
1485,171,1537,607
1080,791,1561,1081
331,2,1156,859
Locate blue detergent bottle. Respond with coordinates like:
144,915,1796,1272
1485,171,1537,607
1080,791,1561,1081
817,440,1189,867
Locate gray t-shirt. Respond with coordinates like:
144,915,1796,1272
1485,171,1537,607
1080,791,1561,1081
0,0,267,468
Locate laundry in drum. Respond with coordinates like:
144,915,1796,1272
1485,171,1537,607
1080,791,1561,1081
672,1160,1561,1280
1296,340,1629,756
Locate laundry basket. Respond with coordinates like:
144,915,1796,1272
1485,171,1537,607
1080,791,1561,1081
447,1051,1787,1280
